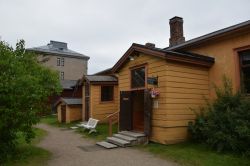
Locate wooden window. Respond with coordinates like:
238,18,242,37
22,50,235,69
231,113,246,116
60,71,64,80
239,49,250,93
57,58,60,66
131,67,146,89
61,58,64,66
101,86,114,102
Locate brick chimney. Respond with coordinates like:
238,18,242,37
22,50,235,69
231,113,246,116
145,42,155,48
169,16,185,47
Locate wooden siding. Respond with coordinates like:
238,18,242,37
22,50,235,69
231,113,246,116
151,62,209,143
187,32,250,98
90,85,118,123
67,105,82,123
57,104,62,122
117,53,209,144
57,103,82,123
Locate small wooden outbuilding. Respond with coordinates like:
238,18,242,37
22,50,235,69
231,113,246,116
81,75,118,123
56,98,82,123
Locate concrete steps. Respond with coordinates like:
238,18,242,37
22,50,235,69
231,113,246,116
107,137,131,147
96,131,148,149
96,141,118,149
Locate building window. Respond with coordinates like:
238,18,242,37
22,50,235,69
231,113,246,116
61,58,64,66
131,66,146,89
60,71,64,80
57,58,60,66
239,49,250,93
101,86,114,102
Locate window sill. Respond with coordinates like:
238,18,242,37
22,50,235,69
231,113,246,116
100,100,114,104
130,87,146,91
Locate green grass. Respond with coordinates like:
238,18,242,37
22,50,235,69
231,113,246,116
4,128,51,166
41,114,117,141
139,142,250,166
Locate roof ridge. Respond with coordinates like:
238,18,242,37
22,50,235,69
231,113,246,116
165,19,250,50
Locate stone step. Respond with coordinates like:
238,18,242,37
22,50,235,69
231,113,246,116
96,141,118,149
113,134,137,142
119,131,146,138
107,137,131,147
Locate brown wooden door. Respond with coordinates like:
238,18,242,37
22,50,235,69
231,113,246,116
61,105,66,123
119,91,132,131
132,90,144,132
144,89,152,136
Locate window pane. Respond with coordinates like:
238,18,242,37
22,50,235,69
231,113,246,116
242,67,250,93
57,58,60,66
60,72,64,80
240,50,250,65
239,49,250,93
61,58,64,66
131,67,145,88
101,86,114,101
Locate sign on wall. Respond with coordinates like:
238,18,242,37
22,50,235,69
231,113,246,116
147,77,158,85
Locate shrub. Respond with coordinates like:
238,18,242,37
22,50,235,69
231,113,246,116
0,40,61,163
188,76,250,155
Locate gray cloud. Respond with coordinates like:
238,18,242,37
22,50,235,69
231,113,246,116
0,0,249,73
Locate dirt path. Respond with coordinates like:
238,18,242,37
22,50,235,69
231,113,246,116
37,123,177,166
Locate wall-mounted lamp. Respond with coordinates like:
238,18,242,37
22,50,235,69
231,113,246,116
129,56,135,61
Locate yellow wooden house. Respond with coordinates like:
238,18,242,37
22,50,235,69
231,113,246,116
107,17,250,144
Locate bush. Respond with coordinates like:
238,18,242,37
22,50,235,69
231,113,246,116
188,76,250,155
0,40,61,163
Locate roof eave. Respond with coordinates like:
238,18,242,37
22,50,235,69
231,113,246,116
165,54,214,68
26,49,90,60
111,43,214,73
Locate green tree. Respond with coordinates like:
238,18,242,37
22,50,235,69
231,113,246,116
0,40,62,162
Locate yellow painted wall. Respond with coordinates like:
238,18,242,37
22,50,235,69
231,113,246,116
68,105,82,123
117,53,209,144
57,103,82,123
57,104,62,122
151,62,209,144
186,32,250,98
90,85,118,123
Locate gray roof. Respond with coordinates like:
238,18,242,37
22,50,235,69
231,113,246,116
165,20,250,51
94,68,112,75
61,98,82,105
60,80,78,89
27,40,89,60
85,75,117,82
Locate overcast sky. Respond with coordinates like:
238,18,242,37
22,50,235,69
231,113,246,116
1,0,250,74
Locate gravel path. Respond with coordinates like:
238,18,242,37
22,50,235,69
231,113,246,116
37,123,177,166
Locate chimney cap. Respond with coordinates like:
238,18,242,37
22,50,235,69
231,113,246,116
170,16,183,23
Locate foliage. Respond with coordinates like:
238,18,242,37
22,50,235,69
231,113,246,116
4,128,51,166
0,40,61,163
188,76,250,155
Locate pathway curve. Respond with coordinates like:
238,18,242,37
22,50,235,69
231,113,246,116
37,123,178,166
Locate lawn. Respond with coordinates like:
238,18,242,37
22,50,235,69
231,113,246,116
139,142,250,166
41,114,118,141
4,128,51,166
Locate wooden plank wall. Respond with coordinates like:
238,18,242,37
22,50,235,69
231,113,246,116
90,85,118,123
117,53,209,144
68,105,82,123
151,62,209,144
